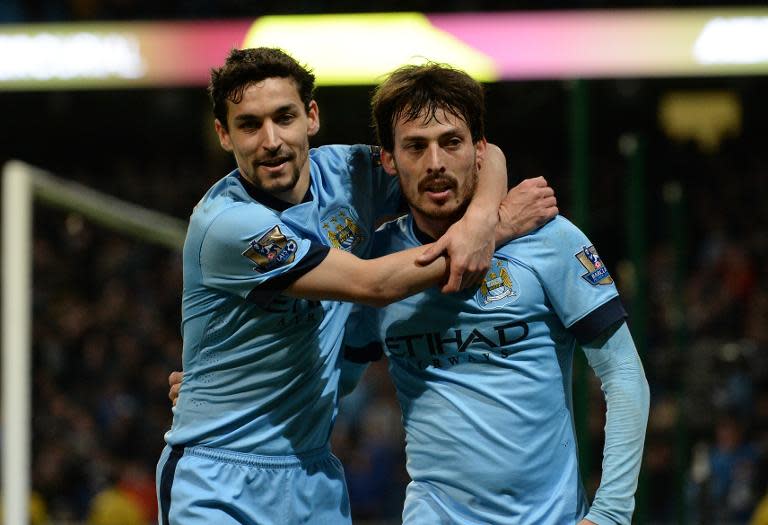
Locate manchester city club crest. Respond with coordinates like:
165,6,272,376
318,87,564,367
476,258,519,309
321,207,365,252
575,245,613,285
242,225,298,273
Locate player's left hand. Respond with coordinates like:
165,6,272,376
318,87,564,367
577,520,598,525
497,176,558,242
417,209,496,293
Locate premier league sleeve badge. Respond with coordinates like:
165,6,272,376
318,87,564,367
575,245,613,285
242,226,299,273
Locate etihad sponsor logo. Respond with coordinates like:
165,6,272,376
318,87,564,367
385,321,529,370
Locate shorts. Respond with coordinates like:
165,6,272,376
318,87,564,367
156,444,351,525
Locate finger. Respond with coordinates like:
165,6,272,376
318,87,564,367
530,176,547,187
542,196,557,208
441,269,463,293
416,238,447,265
462,271,485,290
169,384,180,403
168,370,183,386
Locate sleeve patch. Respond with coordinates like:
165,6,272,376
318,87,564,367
242,226,298,273
575,245,613,285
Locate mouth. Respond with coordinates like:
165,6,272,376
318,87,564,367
419,176,456,203
256,155,292,173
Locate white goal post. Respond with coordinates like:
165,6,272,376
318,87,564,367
2,160,186,525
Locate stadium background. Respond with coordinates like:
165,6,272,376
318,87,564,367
2,1,767,523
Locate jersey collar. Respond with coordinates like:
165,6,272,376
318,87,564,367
236,172,313,212
410,215,438,245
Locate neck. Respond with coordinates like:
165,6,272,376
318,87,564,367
276,171,310,204
411,209,453,240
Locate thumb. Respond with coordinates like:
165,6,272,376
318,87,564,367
416,237,448,265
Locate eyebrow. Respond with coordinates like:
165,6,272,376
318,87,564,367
233,103,301,123
400,127,465,142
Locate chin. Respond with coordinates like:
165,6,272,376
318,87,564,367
268,174,300,193
422,205,460,221
424,198,470,222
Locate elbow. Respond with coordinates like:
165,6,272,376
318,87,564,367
486,142,505,163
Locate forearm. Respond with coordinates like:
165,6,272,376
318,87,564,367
464,142,505,229
582,322,650,525
360,245,448,305
287,245,447,307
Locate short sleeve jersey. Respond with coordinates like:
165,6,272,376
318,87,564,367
166,144,399,455
346,215,626,524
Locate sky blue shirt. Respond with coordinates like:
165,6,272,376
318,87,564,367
346,214,630,524
166,144,399,455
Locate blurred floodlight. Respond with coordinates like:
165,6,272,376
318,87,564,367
0,32,146,81
694,17,768,64
242,13,497,84
3,9,768,90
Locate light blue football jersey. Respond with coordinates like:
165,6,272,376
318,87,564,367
346,214,626,524
166,144,399,455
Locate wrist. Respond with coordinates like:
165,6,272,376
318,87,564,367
464,205,499,231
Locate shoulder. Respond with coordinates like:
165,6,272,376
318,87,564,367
194,197,278,246
497,215,579,246
531,215,583,240
495,215,588,263
311,144,379,173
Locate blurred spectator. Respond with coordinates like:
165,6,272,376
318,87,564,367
689,414,762,523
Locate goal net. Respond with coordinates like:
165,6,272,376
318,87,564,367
2,160,186,525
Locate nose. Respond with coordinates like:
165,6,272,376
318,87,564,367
261,121,282,153
425,143,445,174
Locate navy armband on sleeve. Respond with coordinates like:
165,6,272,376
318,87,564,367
569,296,627,345
343,342,383,364
247,243,330,306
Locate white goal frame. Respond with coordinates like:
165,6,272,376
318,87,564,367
2,160,186,525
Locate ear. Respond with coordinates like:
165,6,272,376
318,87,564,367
307,100,320,137
380,149,398,176
474,137,488,171
214,119,233,152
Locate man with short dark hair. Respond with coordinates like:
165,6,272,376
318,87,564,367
341,63,650,524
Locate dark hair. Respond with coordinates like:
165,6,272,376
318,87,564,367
371,63,485,152
209,47,316,130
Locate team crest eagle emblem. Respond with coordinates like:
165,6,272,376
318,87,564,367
575,245,613,285
242,225,298,273
322,208,364,252
477,258,519,309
